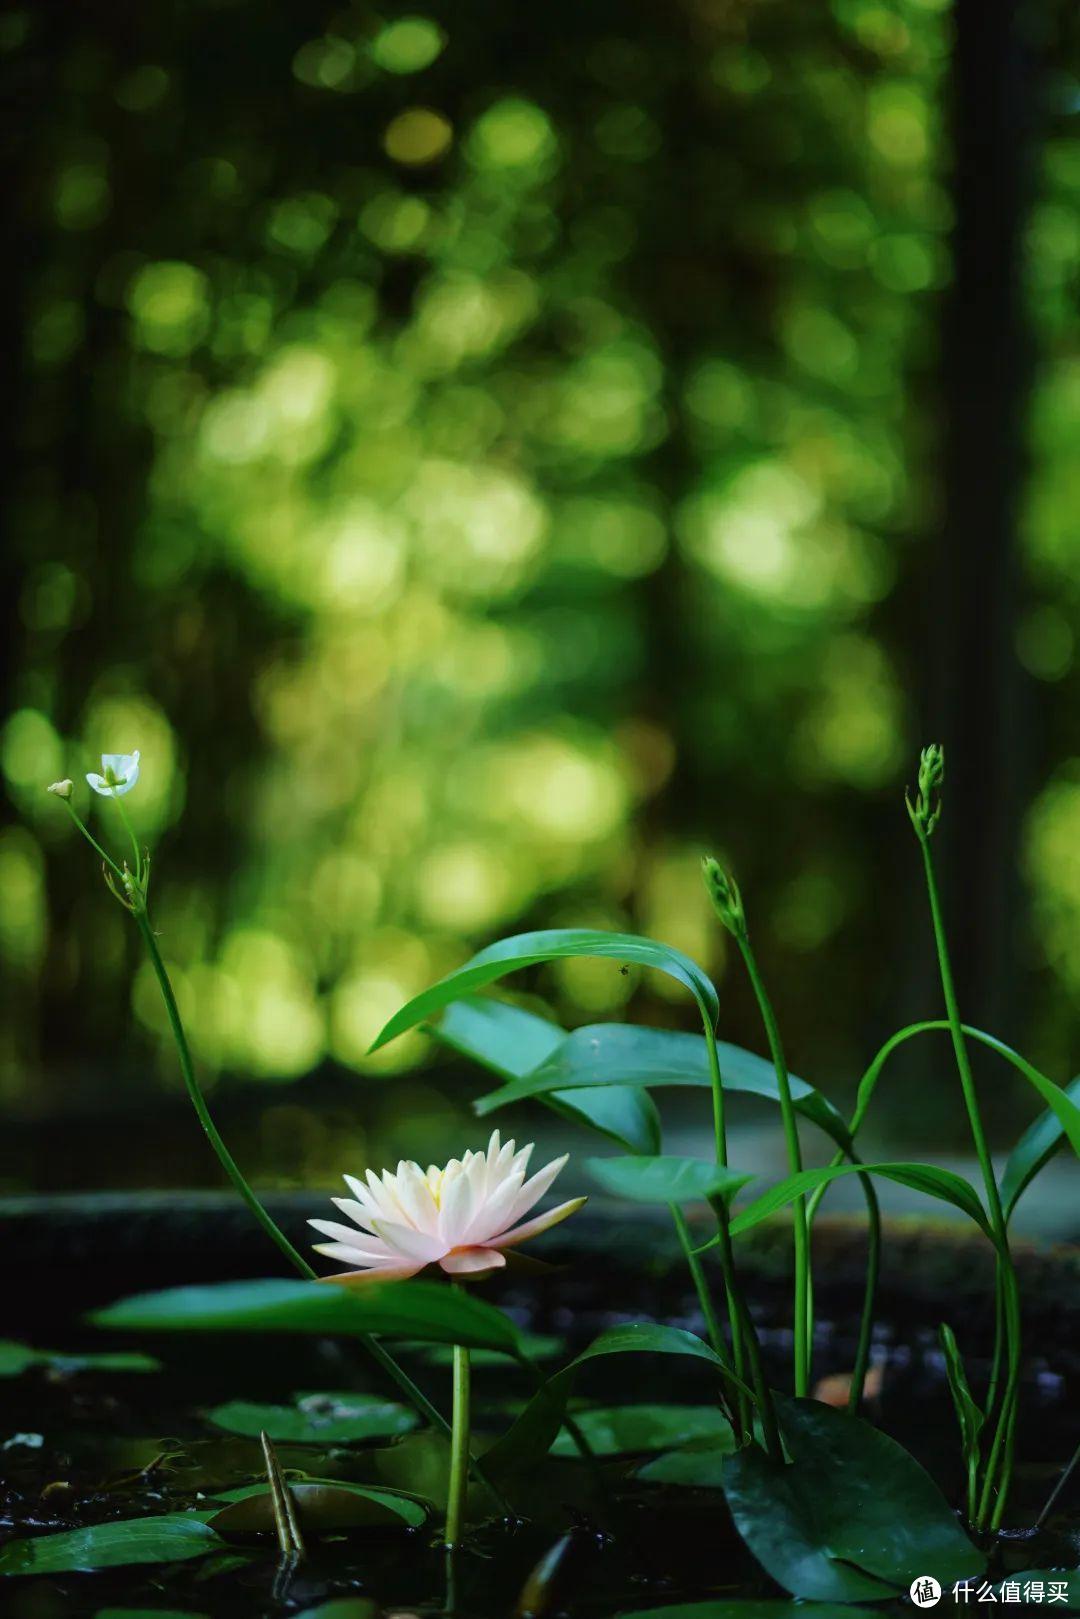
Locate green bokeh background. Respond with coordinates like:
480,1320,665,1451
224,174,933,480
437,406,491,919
4,0,1079,1195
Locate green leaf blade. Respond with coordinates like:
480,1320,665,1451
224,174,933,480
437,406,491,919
727,1161,993,1241
586,1154,751,1205
0,1515,220,1575
370,930,719,1052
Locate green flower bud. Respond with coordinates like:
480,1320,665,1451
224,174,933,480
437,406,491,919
906,743,944,838
702,855,747,939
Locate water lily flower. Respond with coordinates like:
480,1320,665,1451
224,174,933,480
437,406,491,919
86,751,140,797
310,1130,586,1282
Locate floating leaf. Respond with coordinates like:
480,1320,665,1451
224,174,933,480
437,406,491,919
636,1441,730,1488
0,1515,221,1575
475,1024,850,1150
370,930,719,1052
1001,1075,1080,1216
435,996,661,1154
92,1277,522,1354
293,1603,380,1619
723,1397,983,1601
550,1404,734,1457
618,1603,883,1619
207,1392,417,1443
208,1481,425,1532
724,1161,993,1242
94,1610,211,1619
587,1155,751,1206
0,1340,159,1377
484,1322,731,1480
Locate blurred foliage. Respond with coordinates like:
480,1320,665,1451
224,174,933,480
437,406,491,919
4,0,1069,1177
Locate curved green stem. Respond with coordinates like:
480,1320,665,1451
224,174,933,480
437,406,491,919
131,909,512,1513
735,937,810,1396
63,804,126,883
113,795,143,883
701,1018,756,1424
671,1202,744,1438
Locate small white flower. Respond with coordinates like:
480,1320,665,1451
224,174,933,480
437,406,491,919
47,779,74,799
86,751,140,798
310,1130,586,1283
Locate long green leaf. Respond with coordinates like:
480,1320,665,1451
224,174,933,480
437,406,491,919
1001,1074,1080,1216
853,1021,1080,1173
939,1325,983,1459
370,930,719,1052
434,997,661,1154
0,1515,221,1575
474,1023,850,1149
587,1155,752,1205
722,1162,993,1242
484,1321,734,1480
91,1277,522,1354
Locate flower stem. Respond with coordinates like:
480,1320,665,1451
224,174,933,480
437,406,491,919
130,909,513,1512
445,1331,471,1548
113,795,143,883
734,936,811,1397
707,1196,782,1462
671,1202,744,1437
916,833,1021,1529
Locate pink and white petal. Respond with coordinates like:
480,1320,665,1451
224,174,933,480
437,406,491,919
393,1163,439,1234
438,1164,477,1247
312,1241,383,1266
462,1169,525,1245
496,1196,587,1249
308,1217,393,1254
370,1217,447,1264
439,1247,508,1277
318,1262,425,1286
495,1154,568,1232
331,1196,382,1235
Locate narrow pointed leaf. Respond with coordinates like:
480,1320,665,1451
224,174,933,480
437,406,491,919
939,1325,983,1459
587,1155,752,1205
207,1481,425,1532
370,930,719,1052
1001,1074,1080,1216
474,1024,850,1150
91,1277,521,1354
434,997,661,1154
725,1161,993,1242
484,1322,733,1480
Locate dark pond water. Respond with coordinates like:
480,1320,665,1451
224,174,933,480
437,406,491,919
1,1200,1078,1617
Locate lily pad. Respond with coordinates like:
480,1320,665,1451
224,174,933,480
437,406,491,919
208,1480,426,1532
723,1397,984,1601
0,1515,221,1575
0,1340,160,1376
207,1391,417,1443
618,1605,882,1619
637,1441,731,1487
550,1404,734,1457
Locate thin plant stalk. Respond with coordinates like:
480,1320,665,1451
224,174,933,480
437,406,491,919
708,1195,782,1462
702,1019,754,1420
734,937,811,1397
1035,1436,1080,1530
805,1157,882,1413
916,830,1022,1529
60,801,514,1515
670,1202,745,1439
445,1332,471,1549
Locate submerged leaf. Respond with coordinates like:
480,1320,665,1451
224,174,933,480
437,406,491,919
550,1404,734,1457
92,1277,522,1354
0,1515,221,1575
208,1481,425,1532
474,1024,850,1149
371,930,720,1052
435,996,661,1154
587,1155,751,1206
207,1393,417,1443
723,1397,983,1601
